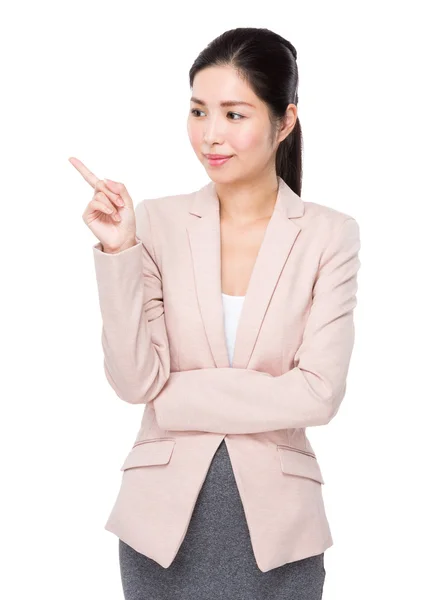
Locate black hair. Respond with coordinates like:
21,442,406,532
189,27,302,196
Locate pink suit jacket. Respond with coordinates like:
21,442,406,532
92,175,361,573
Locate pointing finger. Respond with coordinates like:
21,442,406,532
68,157,99,189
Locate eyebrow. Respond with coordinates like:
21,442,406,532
190,96,255,108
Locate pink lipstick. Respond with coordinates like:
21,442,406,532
204,154,233,167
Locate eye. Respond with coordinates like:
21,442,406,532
190,109,244,120
227,112,244,120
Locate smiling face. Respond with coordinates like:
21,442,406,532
187,64,296,184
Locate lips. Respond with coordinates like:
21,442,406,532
205,155,233,166
205,154,232,159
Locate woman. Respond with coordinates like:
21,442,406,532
70,27,360,600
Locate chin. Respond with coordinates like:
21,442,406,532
207,169,239,183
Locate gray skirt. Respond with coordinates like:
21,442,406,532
119,439,326,600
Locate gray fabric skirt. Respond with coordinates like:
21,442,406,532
118,438,326,600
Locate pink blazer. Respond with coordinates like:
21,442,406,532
92,175,361,572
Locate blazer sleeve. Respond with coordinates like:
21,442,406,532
92,200,171,404
153,217,361,433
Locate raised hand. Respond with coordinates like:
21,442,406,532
69,156,137,252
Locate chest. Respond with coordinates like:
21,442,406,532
220,218,271,296
157,203,323,372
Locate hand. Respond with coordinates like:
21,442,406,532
69,156,137,252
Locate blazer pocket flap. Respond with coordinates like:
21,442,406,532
277,447,325,484
120,439,176,471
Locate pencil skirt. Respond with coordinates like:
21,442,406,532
118,438,326,600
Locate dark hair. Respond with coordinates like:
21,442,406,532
189,27,302,196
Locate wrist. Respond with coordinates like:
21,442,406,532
102,238,137,254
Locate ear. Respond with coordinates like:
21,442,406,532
276,104,298,144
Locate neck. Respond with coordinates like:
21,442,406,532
215,172,279,226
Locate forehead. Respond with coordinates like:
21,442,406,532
191,65,260,108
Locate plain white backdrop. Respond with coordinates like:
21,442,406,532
2,1,420,598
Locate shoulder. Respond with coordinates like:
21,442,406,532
139,190,194,216
302,200,357,227
300,199,359,243
134,189,194,230
133,189,196,251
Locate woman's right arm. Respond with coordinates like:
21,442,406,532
92,199,171,404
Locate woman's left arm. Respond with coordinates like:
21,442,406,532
153,217,361,434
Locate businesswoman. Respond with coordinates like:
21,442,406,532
71,27,360,600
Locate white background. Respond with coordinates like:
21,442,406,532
2,1,420,598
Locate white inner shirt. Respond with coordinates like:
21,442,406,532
221,292,246,366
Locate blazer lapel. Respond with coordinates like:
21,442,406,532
186,176,304,369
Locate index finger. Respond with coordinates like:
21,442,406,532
68,157,99,189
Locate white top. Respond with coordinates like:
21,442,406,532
221,292,246,366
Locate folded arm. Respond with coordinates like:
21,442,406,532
153,217,361,433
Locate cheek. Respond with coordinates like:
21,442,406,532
231,128,263,153
187,120,201,149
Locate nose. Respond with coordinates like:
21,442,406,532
202,116,226,147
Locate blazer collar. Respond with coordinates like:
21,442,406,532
186,176,304,369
